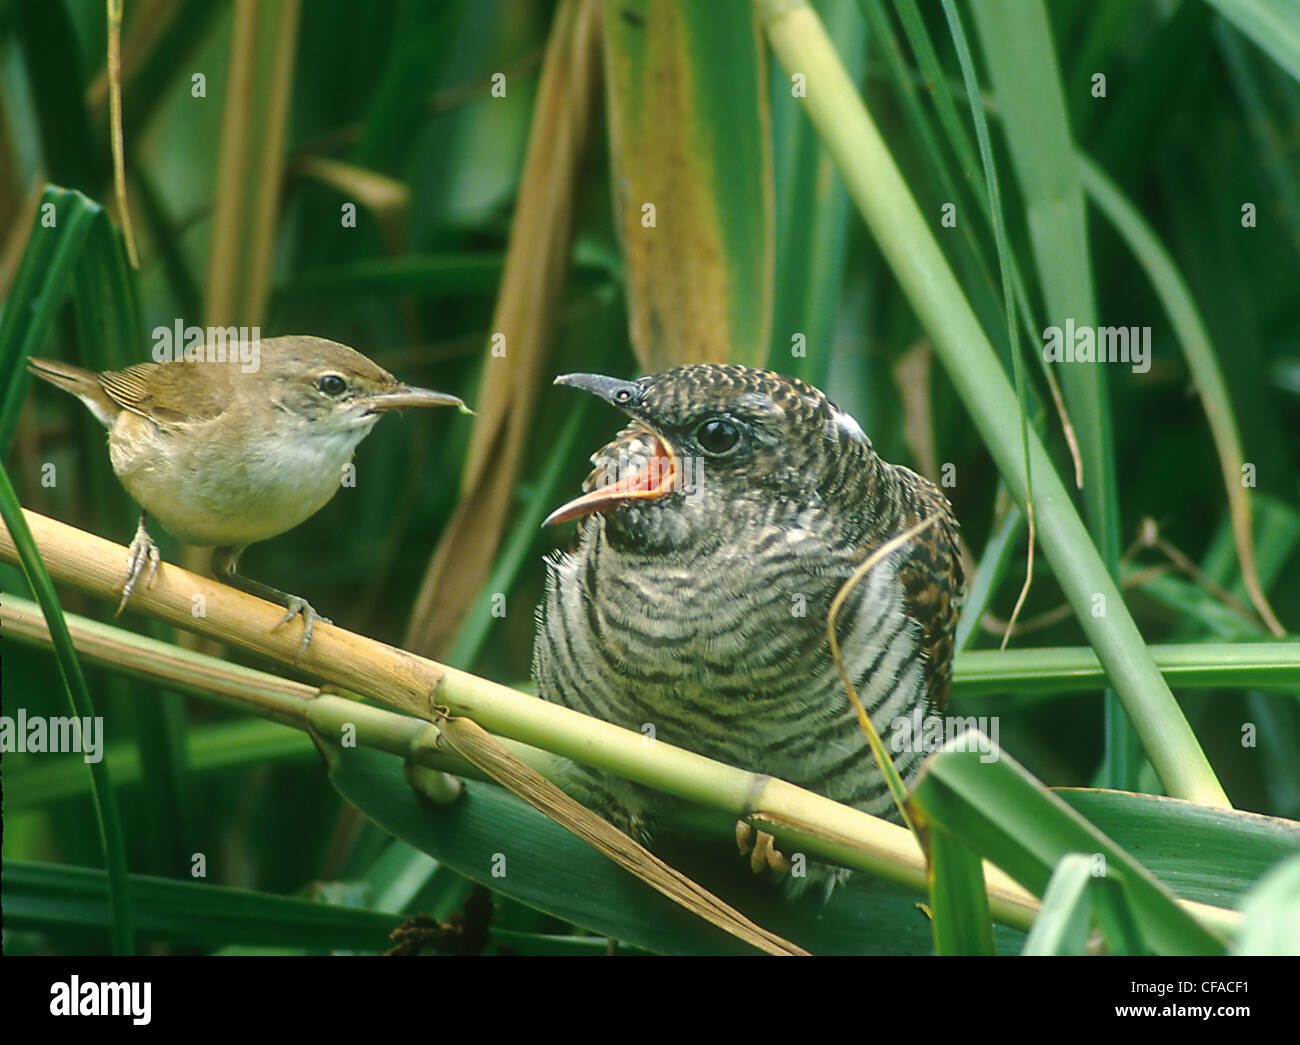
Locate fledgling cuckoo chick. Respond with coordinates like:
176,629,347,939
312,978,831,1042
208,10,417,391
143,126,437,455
534,364,964,897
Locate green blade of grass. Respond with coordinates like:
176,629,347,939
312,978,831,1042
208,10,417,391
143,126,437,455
954,641,1300,699
0,465,134,953
1231,853,1300,955
1206,0,1300,85
754,0,1229,808
921,826,996,955
906,731,1227,954
1020,852,1096,955
4,860,396,952
955,501,1024,652
769,0,862,382
1078,152,1285,637
967,0,1134,793
0,187,104,451
1058,789,1300,910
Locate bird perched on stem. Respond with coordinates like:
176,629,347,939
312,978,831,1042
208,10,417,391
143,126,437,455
29,335,467,656
533,364,963,897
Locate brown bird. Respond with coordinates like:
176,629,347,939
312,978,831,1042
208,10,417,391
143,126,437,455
533,364,964,896
29,335,467,655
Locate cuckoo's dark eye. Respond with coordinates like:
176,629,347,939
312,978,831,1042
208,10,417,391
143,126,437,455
318,373,347,396
614,387,634,403
695,417,740,455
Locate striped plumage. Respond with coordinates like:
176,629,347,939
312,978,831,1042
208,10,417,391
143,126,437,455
533,364,964,896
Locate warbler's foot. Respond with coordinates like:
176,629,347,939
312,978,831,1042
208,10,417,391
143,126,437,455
270,595,330,662
116,515,161,614
211,546,329,661
735,819,791,875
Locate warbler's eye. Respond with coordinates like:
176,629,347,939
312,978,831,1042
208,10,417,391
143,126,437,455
318,373,347,396
696,417,740,455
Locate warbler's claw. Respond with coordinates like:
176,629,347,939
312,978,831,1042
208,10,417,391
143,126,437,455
213,548,330,662
116,516,161,614
271,597,330,661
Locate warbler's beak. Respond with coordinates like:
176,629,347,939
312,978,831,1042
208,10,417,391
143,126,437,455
544,373,678,527
361,385,471,413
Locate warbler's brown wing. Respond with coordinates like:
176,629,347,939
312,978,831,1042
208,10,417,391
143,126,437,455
99,362,233,425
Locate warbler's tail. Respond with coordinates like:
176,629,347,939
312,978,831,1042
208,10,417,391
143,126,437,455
27,357,117,428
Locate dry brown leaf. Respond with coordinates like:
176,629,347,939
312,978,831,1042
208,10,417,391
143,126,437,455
404,0,603,656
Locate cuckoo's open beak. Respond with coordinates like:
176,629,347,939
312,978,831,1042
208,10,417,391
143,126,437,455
544,374,679,526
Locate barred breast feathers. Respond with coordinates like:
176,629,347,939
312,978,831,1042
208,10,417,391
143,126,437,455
535,515,930,811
